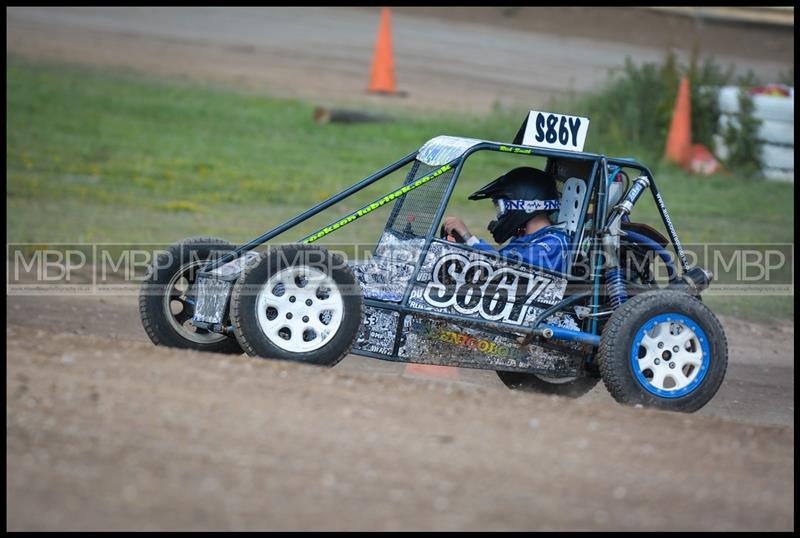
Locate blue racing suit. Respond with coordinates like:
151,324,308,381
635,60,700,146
468,225,570,273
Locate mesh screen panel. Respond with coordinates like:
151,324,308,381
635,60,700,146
386,160,454,237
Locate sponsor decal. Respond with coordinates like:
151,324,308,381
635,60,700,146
355,306,399,356
421,325,514,358
654,191,689,270
499,198,561,214
303,164,452,243
498,145,532,155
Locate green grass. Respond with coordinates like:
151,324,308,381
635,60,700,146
6,55,794,321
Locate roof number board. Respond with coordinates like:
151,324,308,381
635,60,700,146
520,110,590,152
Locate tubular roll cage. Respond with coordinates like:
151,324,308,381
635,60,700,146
203,139,688,348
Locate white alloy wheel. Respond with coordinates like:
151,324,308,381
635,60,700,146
599,289,727,412
255,266,344,352
635,319,705,393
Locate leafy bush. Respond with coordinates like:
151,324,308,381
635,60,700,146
557,50,766,174
559,55,676,162
719,88,763,176
687,48,735,149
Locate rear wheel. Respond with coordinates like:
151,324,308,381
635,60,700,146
598,289,727,412
496,370,599,398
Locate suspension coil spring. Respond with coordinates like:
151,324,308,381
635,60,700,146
605,266,628,309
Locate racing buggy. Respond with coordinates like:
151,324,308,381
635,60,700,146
139,110,727,413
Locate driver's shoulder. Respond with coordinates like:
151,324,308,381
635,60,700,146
541,225,569,238
524,225,569,244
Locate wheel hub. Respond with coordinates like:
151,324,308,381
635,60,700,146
163,260,228,344
255,266,344,352
633,316,708,396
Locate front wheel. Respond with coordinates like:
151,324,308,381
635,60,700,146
598,289,727,412
230,244,363,366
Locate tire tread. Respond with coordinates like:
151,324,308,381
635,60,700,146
598,289,728,412
230,244,362,367
138,236,242,353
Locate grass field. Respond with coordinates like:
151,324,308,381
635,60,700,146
6,56,794,321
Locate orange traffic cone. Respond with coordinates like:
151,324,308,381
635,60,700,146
665,76,692,165
368,7,397,95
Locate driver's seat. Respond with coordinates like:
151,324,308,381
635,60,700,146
553,177,588,272
555,175,625,275
555,177,587,238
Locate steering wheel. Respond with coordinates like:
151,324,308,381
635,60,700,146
440,224,466,243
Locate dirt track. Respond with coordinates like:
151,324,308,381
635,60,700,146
5,7,795,531
5,293,796,530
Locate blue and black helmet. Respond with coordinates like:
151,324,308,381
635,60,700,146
469,167,560,243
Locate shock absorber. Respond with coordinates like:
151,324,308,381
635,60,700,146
601,231,628,309
604,266,628,308
601,175,650,310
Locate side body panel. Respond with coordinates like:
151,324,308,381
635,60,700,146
351,235,585,376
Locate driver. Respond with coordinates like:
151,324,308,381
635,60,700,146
442,166,569,273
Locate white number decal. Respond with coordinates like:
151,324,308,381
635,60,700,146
422,253,552,325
